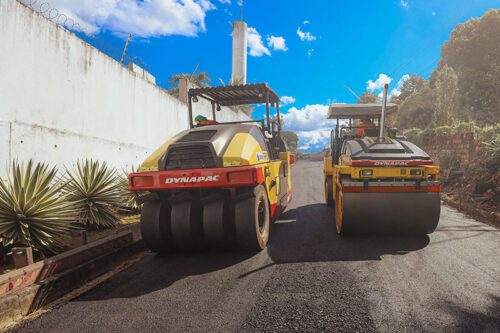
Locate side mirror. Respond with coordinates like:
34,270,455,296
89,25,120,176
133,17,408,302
289,154,296,165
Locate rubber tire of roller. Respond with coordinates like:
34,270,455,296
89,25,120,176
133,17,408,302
203,197,236,250
171,199,204,251
325,176,334,207
235,185,270,251
140,200,174,253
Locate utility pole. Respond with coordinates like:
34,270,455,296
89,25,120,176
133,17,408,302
120,33,132,65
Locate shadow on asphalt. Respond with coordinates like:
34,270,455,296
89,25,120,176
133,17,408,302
76,202,430,301
76,250,255,300
267,203,430,263
444,294,500,332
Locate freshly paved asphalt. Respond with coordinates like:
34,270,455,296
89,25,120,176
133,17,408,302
15,161,500,333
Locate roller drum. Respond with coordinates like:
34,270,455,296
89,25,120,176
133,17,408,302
340,192,440,235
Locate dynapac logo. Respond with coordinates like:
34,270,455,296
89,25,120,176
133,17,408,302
374,161,409,166
165,175,220,184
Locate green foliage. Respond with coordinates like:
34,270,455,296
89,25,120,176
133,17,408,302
440,152,461,171
432,65,459,126
396,87,434,129
169,70,211,97
0,160,75,255
357,91,378,104
281,131,299,152
119,166,143,213
441,9,500,125
392,75,428,105
65,160,122,229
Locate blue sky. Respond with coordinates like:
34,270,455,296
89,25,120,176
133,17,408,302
49,0,499,152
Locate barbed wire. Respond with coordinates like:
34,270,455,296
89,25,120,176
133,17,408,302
16,0,159,85
18,0,81,31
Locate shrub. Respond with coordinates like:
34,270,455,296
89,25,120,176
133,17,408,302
65,160,122,229
0,160,76,255
118,166,143,213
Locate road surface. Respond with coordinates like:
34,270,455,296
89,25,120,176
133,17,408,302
15,161,500,333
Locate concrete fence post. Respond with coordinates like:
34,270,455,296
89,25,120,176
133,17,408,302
12,247,33,269
70,230,87,248
178,78,189,105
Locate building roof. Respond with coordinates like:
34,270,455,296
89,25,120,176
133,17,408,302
327,103,398,119
188,83,280,106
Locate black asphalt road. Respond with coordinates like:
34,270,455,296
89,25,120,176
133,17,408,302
15,161,500,333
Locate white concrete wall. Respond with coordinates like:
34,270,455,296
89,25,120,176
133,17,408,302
0,0,250,175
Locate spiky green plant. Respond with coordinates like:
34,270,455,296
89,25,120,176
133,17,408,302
0,160,76,255
118,166,143,213
65,160,122,229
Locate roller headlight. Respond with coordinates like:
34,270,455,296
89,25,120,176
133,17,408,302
410,169,423,176
360,169,373,177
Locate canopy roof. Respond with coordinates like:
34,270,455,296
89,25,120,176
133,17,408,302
327,103,398,119
189,83,280,106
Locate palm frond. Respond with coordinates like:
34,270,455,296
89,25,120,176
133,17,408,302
65,160,122,229
0,160,76,255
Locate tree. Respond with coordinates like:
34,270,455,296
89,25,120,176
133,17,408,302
392,75,428,104
169,71,211,97
396,87,435,129
433,65,459,126
357,91,378,104
281,131,298,152
440,9,500,124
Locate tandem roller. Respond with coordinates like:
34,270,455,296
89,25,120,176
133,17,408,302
324,84,441,235
129,83,294,252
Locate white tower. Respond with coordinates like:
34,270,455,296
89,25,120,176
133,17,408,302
231,21,247,84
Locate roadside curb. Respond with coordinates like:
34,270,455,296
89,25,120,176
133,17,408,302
0,226,145,330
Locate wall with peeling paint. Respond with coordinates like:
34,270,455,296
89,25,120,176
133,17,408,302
0,0,250,176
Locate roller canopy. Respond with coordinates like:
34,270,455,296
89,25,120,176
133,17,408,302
328,103,398,119
189,83,280,106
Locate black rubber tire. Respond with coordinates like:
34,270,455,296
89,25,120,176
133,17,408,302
235,185,270,251
170,196,204,251
325,176,334,207
140,200,174,253
203,196,236,250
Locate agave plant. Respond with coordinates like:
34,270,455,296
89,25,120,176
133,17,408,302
118,166,143,213
0,160,76,255
65,160,122,229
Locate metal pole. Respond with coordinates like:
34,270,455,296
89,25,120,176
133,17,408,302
211,101,216,122
120,34,132,65
334,117,339,165
188,94,194,128
265,91,270,134
379,83,389,141
276,103,281,136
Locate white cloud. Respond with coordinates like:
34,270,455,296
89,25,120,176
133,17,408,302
283,104,335,151
308,48,314,57
280,96,296,106
247,27,271,57
296,27,316,41
373,74,409,101
367,74,393,92
303,20,310,25
219,0,231,3
267,36,288,51
390,74,410,98
43,0,216,37
400,0,409,8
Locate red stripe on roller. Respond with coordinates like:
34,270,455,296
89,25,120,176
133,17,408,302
129,165,265,191
342,185,441,193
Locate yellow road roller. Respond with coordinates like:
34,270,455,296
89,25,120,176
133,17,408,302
129,83,294,252
324,84,441,235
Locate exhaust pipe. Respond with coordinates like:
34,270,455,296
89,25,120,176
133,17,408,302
378,83,389,142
